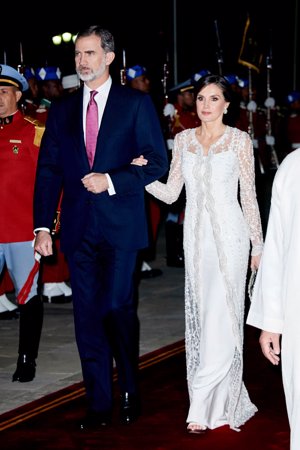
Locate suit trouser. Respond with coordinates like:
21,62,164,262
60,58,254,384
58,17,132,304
66,217,140,413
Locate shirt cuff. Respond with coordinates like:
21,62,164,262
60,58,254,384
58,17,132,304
33,227,51,236
105,173,116,196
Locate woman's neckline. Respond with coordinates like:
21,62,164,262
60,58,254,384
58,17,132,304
194,125,228,155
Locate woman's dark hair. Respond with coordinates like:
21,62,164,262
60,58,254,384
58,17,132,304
194,74,233,103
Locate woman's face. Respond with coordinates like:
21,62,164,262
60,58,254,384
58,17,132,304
196,83,229,123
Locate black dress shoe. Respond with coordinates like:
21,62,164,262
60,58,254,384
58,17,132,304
12,355,36,382
120,392,140,424
0,309,19,320
79,410,112,431
166,256,184,268
140,268,163,279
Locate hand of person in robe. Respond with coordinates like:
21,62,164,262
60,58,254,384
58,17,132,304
259,330,281,365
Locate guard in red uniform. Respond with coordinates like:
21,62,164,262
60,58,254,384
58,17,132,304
0,64,44,382
126,64,163,279
32,67,72,302
0,270,18,319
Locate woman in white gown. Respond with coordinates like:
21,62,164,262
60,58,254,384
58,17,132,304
133,74,263,432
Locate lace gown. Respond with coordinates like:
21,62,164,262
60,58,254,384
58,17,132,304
146,126,263,430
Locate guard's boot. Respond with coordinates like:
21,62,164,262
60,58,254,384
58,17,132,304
165,221,184,268
12,295,44,382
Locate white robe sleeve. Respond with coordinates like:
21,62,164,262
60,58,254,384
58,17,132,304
246,165,285,333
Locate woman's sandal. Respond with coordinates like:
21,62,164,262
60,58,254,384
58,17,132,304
187,423,207,434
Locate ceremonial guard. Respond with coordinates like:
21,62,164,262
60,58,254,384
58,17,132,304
285,91,300,154
0,66,41,317
22,67,42,119
126,64,163,278
33,66,72,303
61,73,81,94
0,64,44,381
0,270,18,319
234,74,281,232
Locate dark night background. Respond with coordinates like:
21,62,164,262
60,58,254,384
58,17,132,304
0,0,298,105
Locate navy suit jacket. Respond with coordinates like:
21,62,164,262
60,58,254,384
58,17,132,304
34,83,168,255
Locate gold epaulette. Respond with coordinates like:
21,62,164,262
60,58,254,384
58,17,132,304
24,115,45,147
173,110,181,128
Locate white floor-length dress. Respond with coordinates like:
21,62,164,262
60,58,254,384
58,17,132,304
146,126,263,430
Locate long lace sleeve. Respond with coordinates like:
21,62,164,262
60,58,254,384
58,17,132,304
146,133,184,204
238,131,264,256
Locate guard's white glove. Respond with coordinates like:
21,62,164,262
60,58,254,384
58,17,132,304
252,138,259,149
264,97,276,108
247,100,257,112
167,139,174,150
266,135,275,146
163,103,176,118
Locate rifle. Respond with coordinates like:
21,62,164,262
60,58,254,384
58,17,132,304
214,20,224,75
161,60,174,149
120,49,126,85
17,42,26,115
265,49,279,170
17,42,25,75
247,67,265,174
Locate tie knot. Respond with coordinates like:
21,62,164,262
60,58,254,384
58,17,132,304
89,90,97,103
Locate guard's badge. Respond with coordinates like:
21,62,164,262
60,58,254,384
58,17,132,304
10,139,21,154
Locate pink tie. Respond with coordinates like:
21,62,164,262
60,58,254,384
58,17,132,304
86,90,99,168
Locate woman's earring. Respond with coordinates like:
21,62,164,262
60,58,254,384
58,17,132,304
224,108,228,114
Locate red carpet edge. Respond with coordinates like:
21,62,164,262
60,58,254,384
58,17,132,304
0,339,185,432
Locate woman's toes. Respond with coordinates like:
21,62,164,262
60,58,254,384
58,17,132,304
187,423,207,434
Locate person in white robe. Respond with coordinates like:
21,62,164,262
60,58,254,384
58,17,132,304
247,148,300,450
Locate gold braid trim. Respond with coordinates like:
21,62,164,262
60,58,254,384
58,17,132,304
24,116,45,146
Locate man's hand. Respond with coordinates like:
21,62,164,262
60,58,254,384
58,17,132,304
34,230,53,257
81,173,109,194
259,330,281,365
131,155,148,166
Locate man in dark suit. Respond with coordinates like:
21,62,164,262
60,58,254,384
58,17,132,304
33,25,168,430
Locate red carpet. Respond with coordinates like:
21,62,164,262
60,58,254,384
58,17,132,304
0,327,290,449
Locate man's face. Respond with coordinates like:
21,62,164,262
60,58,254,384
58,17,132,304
41,80,63,100
181,91,195,108
75,34,115,84
131,75,150,93
0,86,22,118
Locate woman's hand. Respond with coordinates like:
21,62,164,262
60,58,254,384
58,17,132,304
250,254,261,271
131,155,148,166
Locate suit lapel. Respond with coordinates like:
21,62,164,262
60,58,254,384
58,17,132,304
70,88,90,169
